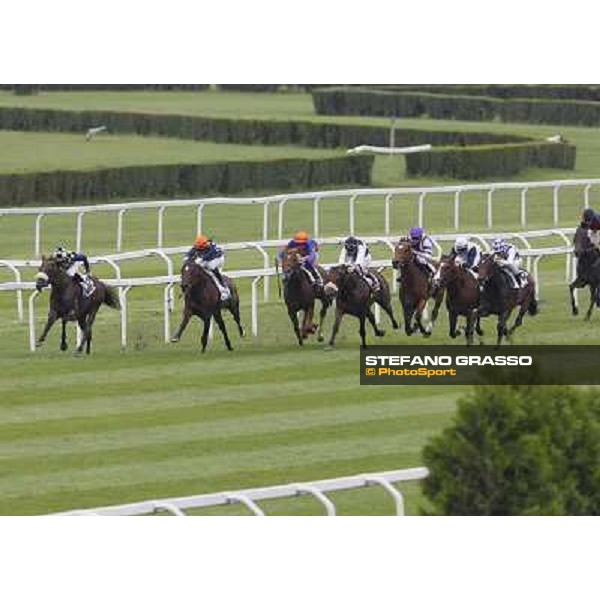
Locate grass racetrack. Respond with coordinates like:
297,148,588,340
0,90,597,515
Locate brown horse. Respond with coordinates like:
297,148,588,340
433,258,483,346
392,240,434,337
35,256,120,354
477,254,538,347
170,260,245,352
569,226,600,319
324,264,386,349
278,248,331,345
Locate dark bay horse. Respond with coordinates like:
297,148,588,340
324,264,386,349
170,260,245,352
392,240,435,337
433,258,483,346
477,254,538,347
569,226,600,320
35,256,120,354
278,248,331,345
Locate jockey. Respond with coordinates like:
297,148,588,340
491,238,526,289
338,236,380,292
581,208,600,249
53,246,94,295
448,236,482,272
187,235,230,301
408,227,436,276
280,230,323,289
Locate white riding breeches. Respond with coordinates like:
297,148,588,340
67,261,87,278
195,256,225,271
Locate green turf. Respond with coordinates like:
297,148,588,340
0,131,337,174
0,90,597,516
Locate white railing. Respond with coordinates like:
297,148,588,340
51,467,429,516
0,179,594,256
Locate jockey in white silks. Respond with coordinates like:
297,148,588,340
338,236,380,292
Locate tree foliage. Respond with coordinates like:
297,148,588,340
422,385,600,515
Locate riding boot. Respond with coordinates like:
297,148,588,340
213,269,230,300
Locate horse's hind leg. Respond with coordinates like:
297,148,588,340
585,287,596,321
214,311,233,351
366,308,385,338
171,309,192,343
37,310,58,347
229,296,245,338
415,301,432,338
377,296,399,330
449,311,460,339
431,288,444,325
81,308,99,355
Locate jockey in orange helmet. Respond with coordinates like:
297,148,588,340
186,234,230,300
279,230,323,289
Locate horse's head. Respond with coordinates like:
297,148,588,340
433,256,460,290
280,247,303,273
392,239,413,269
35,256,61,291
477,253,498,285
181,260,201,293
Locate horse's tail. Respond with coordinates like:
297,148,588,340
104,285,121,310
528,296,539,316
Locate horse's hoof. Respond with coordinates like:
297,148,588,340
35,341,43,348
572,308,579,317
239,328,246,338
422,331,432,338
60,344,68,352
227,347,234,352
317,335,324,343
392,323,400,330
375,330,386,338
170,337,180,344
324,345,335,352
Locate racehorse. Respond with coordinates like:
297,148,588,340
432,257,483,346
392,240,435,337
278,247,331,346
35,255,120,354
170,259,245,352
324,264,386,349
477,253,538,347
569,225,600,320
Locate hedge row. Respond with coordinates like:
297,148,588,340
0,155,374,206
312,87,600,126
405,142,576,180
0,107,530,148
379,85,600,101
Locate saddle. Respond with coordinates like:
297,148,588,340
77,276,96,298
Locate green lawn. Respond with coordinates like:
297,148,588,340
0,131,337,174
0,90,597,516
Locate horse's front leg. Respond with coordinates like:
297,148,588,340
359,314,368,349
415,300,432,338
448,310,460,339
326,307,344,350
316,298,330,343
60,319,68,351
288,307,303,346
465,311,475,346
377,292,400,330
302,304,316,338
171,308,193,343
402,297,415,336
200,317,211,353
37,310,58,347
569,277,585,316
495,310,511,348
431,287,444,324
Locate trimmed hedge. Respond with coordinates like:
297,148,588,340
381,85,600,101
0,107,531,148
313,87,600,126
406,142,576,180
0,155,374,206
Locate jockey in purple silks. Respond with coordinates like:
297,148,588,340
279,230,323,290
408,227,436,277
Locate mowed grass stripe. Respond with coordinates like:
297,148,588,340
0,393,457,461
0,429,437,502
4,454,426,515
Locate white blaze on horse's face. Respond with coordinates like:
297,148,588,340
433,265,442,283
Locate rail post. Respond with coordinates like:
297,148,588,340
277,198,288,240
486,189,494,229
553,186,560,226
196,204,204,235
384,194,392,236
28,290,40,352
454,191,461,230
520,188,529,229
76,211,85,252
120,285,132,350
116,209,126,252
349,195,357,236
418,192,426,228
313,196,321,238
157,206,167,248
34,213,45,256
251,276,261,336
